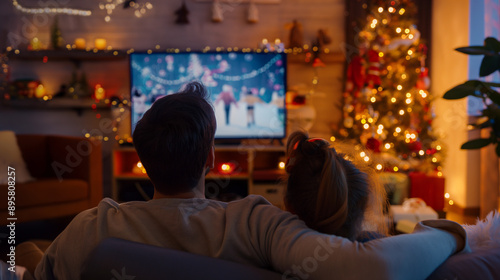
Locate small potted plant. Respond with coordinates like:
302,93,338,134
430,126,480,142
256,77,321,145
443,37,500,156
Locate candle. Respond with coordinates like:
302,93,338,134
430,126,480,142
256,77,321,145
94,38,107,50
219,162,235,174
35,84,46,98
94,84,105,100
74,38,86,49
30,37,41,50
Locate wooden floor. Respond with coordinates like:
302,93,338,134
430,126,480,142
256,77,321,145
445,211,480,225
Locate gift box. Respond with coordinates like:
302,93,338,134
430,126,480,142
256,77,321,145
391,204,438,224
378,172,409,205
391,201,438,233
409,172,445,211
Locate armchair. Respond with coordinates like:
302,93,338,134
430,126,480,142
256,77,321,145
0,134,102,225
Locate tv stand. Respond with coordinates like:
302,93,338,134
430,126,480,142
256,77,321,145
112,145,287,208
215,139,284,147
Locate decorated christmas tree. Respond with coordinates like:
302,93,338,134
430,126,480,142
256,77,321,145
335,0,443,174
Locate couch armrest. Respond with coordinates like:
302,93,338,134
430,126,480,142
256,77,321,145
47,136,103,207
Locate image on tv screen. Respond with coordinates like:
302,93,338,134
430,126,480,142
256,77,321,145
130,52,286,139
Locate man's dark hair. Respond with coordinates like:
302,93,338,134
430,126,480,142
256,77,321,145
133,82,216,195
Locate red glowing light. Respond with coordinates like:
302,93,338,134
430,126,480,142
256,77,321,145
43,56,48,63
219,162,235,174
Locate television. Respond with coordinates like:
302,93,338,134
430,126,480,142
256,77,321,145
129,51,287,140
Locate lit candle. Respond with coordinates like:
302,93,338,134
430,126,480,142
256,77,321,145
35,84,46,98
278,161,285,170
219,162,235,174
94,38,107,50
94,84,105,100
30,37,41,50
74,38,86,49
133,161,147,174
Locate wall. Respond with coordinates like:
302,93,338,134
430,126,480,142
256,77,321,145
0,0,346,196
431,0,473,209
0,0,345,137
431,0,500,212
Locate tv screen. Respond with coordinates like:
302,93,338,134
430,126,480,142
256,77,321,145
130,52,286,139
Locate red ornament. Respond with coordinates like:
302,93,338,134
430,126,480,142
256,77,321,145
416,67,430,90
312,57,326,68
366,137,381,153
346,55,365,94
408,140,422,152
365,49,382,88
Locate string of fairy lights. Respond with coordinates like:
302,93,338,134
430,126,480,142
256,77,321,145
2,45,325,147
11,0,92,16
99,0,153,22
3,43,453,206
11,0,153,21
331,1,453,206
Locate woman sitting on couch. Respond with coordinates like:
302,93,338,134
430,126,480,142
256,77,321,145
283,130,388,241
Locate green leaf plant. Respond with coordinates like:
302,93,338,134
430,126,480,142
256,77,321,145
443,37,500,156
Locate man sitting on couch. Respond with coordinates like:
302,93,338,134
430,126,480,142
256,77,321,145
35,81,469,280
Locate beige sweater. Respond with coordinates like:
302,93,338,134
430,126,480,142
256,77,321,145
35,195,469,280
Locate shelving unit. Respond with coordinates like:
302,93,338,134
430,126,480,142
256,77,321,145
3,49,127,113
7,49,127,62
1,98,109,112
112,145,287,207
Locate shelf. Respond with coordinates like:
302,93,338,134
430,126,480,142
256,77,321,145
7,49,127,62
112,145,286,204
1,98,109,111
115,173,150,180
214,144,285,151
206,172,249,179
195,0,280,3
287,52,345,64
253,169,285,181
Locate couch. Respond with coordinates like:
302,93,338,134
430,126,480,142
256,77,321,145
80,238,282,280
78,237,500,280
0,134,102,225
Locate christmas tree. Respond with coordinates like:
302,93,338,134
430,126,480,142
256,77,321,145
336,0,443,174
